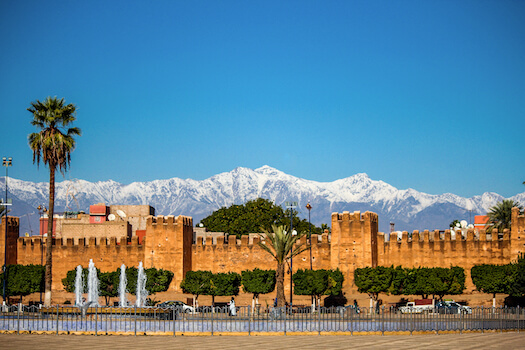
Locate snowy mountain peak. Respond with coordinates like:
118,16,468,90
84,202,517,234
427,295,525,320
2,168,524,236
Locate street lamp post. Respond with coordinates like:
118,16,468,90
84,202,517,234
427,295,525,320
2,157,12,304
285,201,297,307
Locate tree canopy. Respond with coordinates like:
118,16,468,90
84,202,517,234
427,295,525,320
180,270,213,299
210,272,241,297
354,265,466,300
486,199,523,233
354,266,393,301
293,269,344,299
241,268,276,298
199,198,324,237
0,264,44,302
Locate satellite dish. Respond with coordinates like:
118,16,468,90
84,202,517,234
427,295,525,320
116,210,126,218
108,214,116,221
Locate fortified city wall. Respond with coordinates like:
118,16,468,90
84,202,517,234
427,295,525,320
6,208,525,302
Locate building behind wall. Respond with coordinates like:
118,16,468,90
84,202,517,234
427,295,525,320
38,203,154,244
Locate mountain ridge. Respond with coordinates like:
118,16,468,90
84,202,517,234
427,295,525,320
1,165,524,235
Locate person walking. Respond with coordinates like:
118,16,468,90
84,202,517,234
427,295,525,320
229,297,237,316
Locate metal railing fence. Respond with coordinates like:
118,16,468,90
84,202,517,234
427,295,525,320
0,304,523,335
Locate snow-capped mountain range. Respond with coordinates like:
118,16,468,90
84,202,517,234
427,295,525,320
2,165,524,236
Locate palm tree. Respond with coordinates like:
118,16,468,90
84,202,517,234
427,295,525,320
258,224,307,307
28,96,81,306
485,199,523,234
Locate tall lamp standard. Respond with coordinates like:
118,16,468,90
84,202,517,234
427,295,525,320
285,201,297,307
2,157,12,304
306,203,312,271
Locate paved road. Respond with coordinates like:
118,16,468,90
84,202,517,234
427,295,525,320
1,332,525,350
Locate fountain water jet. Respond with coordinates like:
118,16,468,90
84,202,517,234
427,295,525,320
87,259,100,306
136,262,148,307
74,265,84,306
119,264,128,307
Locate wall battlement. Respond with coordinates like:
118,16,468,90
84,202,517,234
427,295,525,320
18,236,140,248
192,233,330,248
148,215,193,227
379,228,510,243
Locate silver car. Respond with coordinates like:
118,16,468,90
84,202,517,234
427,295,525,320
157,300,195,313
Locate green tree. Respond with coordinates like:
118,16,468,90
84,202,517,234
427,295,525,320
508,253,525,297
403,267,465,300
354,266,393,307
387,266,407,296
241,268,276,310
293,269,344,311
404,267,442,299
485,199,523,234
0,264,44,302
62,267,89,293
200,198,323,237
209,272,241,306
99,271,119,306
471,264,513,307
124,266,173,295
144,268,174,294
28,96,81,306
258,224,307,307
180,270,213,308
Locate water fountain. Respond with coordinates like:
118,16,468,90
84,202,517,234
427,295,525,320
74,265,84,306
87,259,100,306
136,262,148,307
119,264,128,307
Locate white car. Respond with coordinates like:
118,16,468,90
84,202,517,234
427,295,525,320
157,300,195,313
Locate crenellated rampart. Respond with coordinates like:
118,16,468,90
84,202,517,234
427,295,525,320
377,228,512,292
191,232,331,297
5,208,525,304
17,235,145,291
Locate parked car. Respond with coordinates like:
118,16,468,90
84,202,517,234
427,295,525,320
435,301,472,314
399,299,434,314
157,300,195,313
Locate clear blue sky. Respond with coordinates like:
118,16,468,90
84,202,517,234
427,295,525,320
1,0,524,198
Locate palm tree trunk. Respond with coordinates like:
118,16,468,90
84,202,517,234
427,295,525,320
276,262,286,307
44,165,55,306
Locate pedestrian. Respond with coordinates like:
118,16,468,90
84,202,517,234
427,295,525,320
229,297,236,316
376,299,382,314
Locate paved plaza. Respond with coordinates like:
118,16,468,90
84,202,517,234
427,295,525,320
1,332,525,350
